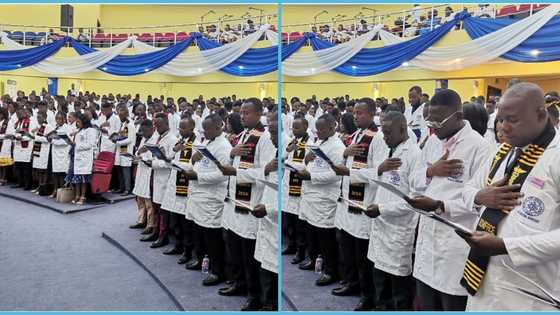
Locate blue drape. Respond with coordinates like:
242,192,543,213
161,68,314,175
0,37,67,71
309,12,468,76
70,37,194,76
195,33,304,76
464,16,560,62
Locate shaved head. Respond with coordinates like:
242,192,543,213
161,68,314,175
498,82,549,147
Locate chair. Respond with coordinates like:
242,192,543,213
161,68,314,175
518,4,531,12
176,32,189,41
289,31,302,42
138,33,154,43
92,33,108,47
111,33,128,44
497,5,518,17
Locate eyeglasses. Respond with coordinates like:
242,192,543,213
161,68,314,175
426,111,461,130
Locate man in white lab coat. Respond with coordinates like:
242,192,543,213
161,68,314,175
330,98,382,310
98,102,121,154
10,106,36,190
297,113,346,286
454,83,560,311
218,98,274,311
113,105,136,195
404,86,427,143
363,111,425,310
407,89,492,310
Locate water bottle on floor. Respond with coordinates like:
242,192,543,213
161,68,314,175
202,255,210,274
314,255,323,274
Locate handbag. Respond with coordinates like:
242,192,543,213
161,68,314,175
56,186,75,203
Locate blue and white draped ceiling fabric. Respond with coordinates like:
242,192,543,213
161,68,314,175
0,36,68,71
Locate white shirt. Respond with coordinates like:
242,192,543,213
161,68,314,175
462,133,560,310
413,121,493,296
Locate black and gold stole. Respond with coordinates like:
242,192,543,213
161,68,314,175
32,124,46,157
288,134,309,197
175,135,195,197
348,125,377,214
119,119,129,154
0,119,8,148
235,123,265,214
461,122,556,295
17,118,31,148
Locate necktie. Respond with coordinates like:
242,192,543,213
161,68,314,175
505,147,523,177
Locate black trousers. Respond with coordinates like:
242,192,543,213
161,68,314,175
415,280,467,311
14,162,32,189
306,223,337,276
339,229,374,298
373,267,413,310
229,233,261,300
259,268,278,310
224,228,245,286
169,212,189,249
198,224,225,277
117,166,131,193
185,218,204,259
283,212,307,251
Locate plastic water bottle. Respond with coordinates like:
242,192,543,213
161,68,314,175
202,255,210,274
314,255,323,274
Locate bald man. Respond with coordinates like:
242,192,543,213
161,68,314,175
458,83,560,310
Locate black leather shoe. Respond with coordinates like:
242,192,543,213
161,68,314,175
150,236,169,248
163,246,183,255
218,284,247,296
331,284,359,296
141,227,153,235
316,273,336,286
129,223,146,229
298,258,314,270
177,253,191,264
282,246,297,255
354,298,376,311
140,232,158,242
185,258,201,270
261,304,277,311
241,298,262,311
202,273,222,286
291,251,306,264
225,280,234,286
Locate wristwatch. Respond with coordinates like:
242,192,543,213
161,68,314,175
434,200,445,215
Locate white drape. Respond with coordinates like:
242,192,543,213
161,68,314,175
378,5,560,71
0,32,133,75
265,29,278,46
281,25,383,77
130,24,269,76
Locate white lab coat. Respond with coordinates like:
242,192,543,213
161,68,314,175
187,134,232,227
98,113,121,153
12,119,37,163
72,128,97,175
282,112,294,138
404,103,427,142
0,117,14,159
114,119,136,167
31,123,53,169
254,170,279,274
413,121,493,296
282,135,309,216
168,113,181,137
367,137,425,276
461,133,560,311
222,128,274,239
161,136,197,216
132,135,156,199
150,131,178,205
484,112,498,146
336,129,384,239
299,135,346,228
50,124,71,173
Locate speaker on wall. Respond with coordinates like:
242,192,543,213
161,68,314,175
61,4,74,33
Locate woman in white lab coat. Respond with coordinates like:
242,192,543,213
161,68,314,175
49,112,70,198
65,112,97,205
0,107,13,185
30,111,53,194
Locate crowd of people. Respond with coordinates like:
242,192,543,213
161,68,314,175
0,89,279,311
280,81,560,311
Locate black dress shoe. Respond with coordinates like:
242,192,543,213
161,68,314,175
331,284,359,296
282,246,297,255
150,236,169,248
241,298,262,311
177,253,191,264
218,284,247,296
140,227,153,235
354,298,376,311
163,246,183,255
185,258,201,270
298,258,314,270
202,273,222,286
225,280,234,286
129,223,146,229
140,232,158,242
291,252,306,265
260,304,277,311
316,273,336,286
